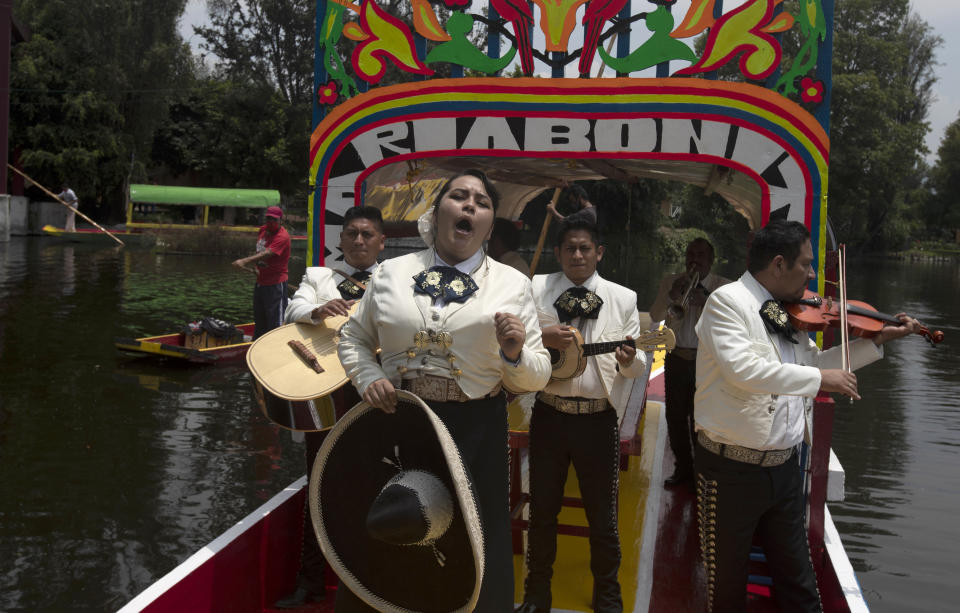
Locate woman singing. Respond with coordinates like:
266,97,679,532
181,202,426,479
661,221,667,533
337,169,552,611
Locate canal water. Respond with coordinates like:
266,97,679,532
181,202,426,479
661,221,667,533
0,236,957,611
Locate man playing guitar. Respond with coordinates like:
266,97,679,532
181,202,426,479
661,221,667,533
273,205,386,609
516,218,647,613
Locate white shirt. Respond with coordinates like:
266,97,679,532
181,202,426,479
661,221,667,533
57,188,78,206
757,285,807,450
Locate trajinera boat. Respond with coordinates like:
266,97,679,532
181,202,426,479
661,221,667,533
121,1,867,611
114,320,255,365
42,185,290,243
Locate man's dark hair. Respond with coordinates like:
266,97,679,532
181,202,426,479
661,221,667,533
556,218,601,248
566,183,589,204
433,169,500,212
689,237,715,261
343,205,384,233
747,220,810,273
491,218,521,250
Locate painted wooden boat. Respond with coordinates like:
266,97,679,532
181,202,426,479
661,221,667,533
114,324,255,364
42,224,309,247
118,360,868,612
41,224,158,245
121,0,871,609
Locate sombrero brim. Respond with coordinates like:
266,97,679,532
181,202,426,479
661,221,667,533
309,390,484,613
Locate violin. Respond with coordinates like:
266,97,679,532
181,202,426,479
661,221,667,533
786,289,944,345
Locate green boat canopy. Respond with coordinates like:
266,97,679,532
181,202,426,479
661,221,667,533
129,185,281,209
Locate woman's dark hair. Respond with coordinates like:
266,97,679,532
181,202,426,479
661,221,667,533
747,220,810,273
432,169,501,212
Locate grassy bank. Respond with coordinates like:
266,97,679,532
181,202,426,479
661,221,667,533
889,240,960,261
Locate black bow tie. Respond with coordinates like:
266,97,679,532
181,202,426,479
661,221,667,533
337,270,371,299
759,300,798,344
412,266,478,303
554,287,603,323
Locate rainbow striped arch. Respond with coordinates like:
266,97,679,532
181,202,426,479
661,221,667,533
308,78,829,272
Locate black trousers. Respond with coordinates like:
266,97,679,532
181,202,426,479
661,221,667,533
695,442,821,613
664,352,697,477
252,281,287,339
296,386,359,595
296,430,328,594
523,400,622,613
335,393,513,613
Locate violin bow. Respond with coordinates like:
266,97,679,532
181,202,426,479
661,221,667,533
838,244,853,402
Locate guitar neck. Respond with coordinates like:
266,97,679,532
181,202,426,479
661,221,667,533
582,338,636,357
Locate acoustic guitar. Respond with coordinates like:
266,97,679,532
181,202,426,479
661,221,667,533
246,307,355,431
549,327,676,381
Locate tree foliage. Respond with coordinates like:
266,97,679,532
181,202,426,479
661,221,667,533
10,0,192,219
150,0,316,208
194,0,313,104
152,79,308,197
827,0,941,251
926,115,960,236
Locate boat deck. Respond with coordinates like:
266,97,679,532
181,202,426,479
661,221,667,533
121,346,854,612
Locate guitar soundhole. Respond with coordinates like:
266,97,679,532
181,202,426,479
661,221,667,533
548,347,564,367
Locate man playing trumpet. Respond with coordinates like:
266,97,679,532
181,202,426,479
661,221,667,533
649,238,730,487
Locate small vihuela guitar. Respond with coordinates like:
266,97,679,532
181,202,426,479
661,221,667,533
549,327,676,381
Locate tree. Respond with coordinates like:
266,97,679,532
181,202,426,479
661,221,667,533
194,0,314,104
826,0,941,251
10,0,193,219
926,114,960,237
152,78,309,201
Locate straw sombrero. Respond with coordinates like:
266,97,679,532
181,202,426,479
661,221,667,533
309,390,484,613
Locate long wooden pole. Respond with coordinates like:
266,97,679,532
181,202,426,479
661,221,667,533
7,164,125,246
528,187,561,277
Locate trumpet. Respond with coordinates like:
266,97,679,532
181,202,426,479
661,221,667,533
666,269,701,320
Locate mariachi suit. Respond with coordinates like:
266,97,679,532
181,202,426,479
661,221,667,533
281,264,375,599
522,271,647,613
649,271,730,480
338,249,551,612
694,271,883,612
286,265,374,325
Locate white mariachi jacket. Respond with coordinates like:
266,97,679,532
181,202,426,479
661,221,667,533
284,265,376,324
337,249,552,399
531,271,647,416
694,271,883,449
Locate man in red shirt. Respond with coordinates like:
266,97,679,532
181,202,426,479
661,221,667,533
232,206,291,338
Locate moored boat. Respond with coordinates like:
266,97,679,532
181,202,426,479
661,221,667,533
121,0,873,609
114,322,255,364
42,224,157,245
118,361,867,612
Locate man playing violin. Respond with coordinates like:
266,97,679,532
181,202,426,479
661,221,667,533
694,220,921,613
273,205,386,609
649,238,730,488
516,219,647,613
